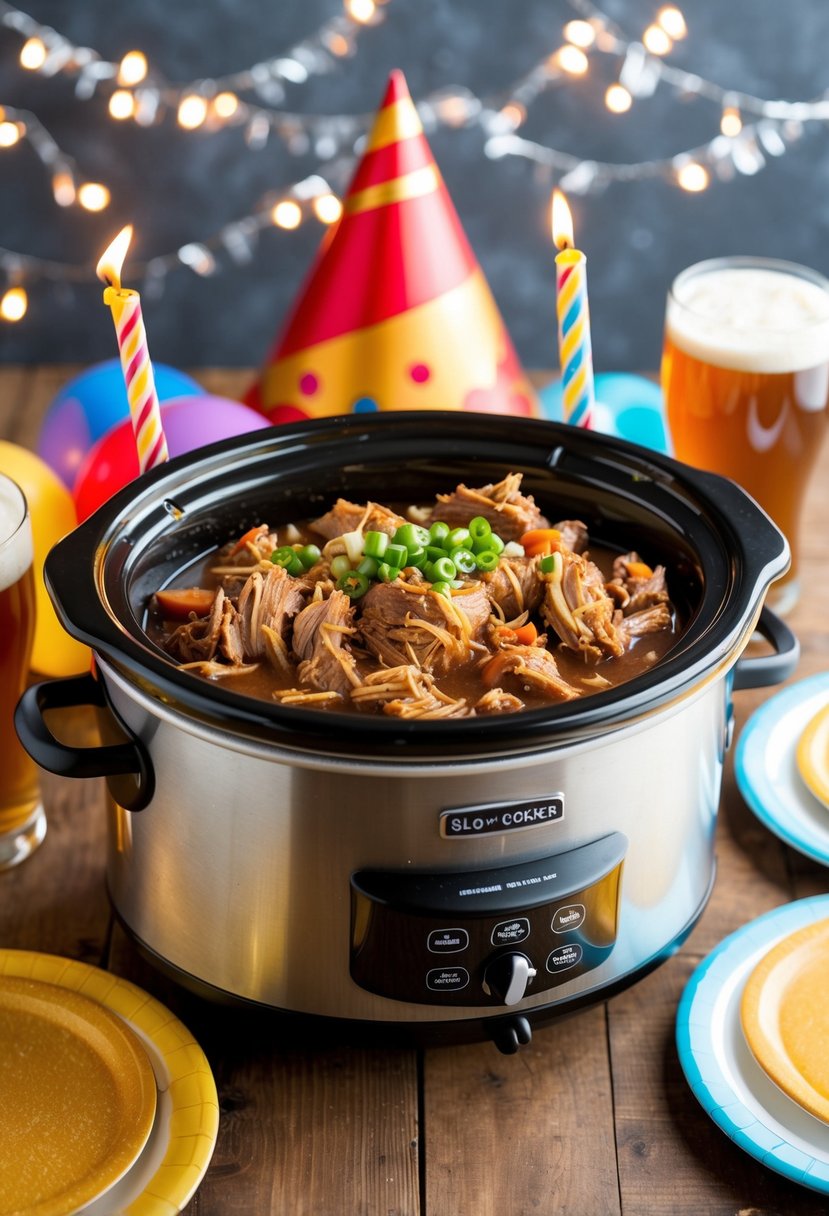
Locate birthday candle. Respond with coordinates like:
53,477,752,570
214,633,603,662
552,189,595,429
96,226,169,472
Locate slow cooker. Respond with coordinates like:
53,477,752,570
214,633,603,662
17,413,797,1054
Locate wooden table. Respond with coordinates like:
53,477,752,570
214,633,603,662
2,365,828,1216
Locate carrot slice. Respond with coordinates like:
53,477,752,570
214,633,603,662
155,588,215,619
230,525,264,555
519,528,561,550
626,561,653,580
512,622,538,646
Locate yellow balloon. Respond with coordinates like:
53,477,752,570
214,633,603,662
0,441,91,677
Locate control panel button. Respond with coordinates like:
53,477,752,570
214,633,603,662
482,953,537,1006
427,967,470,993
546,943,583,973
491,918,531,946
551,904,586,934
427,928,469,954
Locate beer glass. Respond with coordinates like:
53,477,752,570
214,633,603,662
0,473,45,869
662,256,829,614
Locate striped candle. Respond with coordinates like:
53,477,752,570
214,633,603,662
96,226,169,473
552,190,595,429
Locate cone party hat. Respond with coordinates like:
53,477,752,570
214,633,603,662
247,70,539,421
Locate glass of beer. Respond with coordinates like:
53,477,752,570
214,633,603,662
0,473,45,869
662,256,829,614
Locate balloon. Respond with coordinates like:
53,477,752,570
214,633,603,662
539,373,671,455
73,395,271,522
0,441,90,677
37,359,201,490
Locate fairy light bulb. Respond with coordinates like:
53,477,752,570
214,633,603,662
643,24,672,55
312,193,343,224
108,90,136,121
271,200,302,229
605,83,632,114
499,102,527,130
721,105,742,137
118,50,148,86
554,45,589,75
19,37,47,70
77,182,110,211
177,95,209,130
213,92,239,119
657,6,687,39
345,0,376,23
563,20,596,48
52,171,76,206
0,121,21,148
677,162,709,192
1,287,28,322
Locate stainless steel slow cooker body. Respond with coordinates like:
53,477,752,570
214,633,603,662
21,413,796,1050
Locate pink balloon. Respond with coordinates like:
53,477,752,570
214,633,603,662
73,394,270,522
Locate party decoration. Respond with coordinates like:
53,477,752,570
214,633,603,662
246,69,539,421
37,359,200,489
0,441,90,676
540,372,670,454
96,225,169,472
73,395,270,522
552,189,594,429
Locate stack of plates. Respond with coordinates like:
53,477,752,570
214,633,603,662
677,896,829,1193
0,950,219,1216
735,671,829,863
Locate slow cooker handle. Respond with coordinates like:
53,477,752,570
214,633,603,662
732,605,799,691
15,673,154,812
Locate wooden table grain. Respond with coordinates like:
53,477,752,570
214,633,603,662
2,364,828,1216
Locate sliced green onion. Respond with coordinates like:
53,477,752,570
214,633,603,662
298,544,321,569
385,543,407,569
428,555,456,582
358,555,379,578
270,546,305,576
429,521,450,543
475,550,500,572
363,531,388,559
406,547,428,569
430,580,451,598
446,527,471,551
426,544,448,563
540,552,561,575
451,547,477,574
468,516,492,543
487,533,505,556
330,554,352,579
394,523,431,552
376,562,400,583
336,570,370,599
341,530,365,566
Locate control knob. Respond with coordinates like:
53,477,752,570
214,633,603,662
482,952,537,1006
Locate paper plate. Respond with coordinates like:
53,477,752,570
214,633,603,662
677,895,829,1194
797,703,829,812
735,672,829,865
741,918,829,1125
0,950,219,1216
0,976,157,1216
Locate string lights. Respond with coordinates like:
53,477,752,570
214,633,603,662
1,0,827,323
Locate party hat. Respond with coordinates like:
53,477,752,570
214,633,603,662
246,70,539,421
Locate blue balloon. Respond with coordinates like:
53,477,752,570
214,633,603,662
37,359,202,489
539,372,671,455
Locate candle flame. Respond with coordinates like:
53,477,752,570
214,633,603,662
96,224,133,290
551,189,574,251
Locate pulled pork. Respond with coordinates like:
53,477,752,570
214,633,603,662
309,499,406,542
351,665,472,719
359,581,490,676
540,550,623,661
429,473,547,542
480,644,580,702
482,556,544,624
292,590,361,697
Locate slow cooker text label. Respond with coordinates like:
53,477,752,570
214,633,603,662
441,797,564,839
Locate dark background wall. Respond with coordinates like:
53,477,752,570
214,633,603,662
2,0,829,373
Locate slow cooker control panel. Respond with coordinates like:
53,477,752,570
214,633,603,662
350,832,626,1007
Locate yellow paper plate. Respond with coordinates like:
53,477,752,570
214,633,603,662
0,976,157,1216
797,702,829,811
740,918,829,1125
0,951,220,1216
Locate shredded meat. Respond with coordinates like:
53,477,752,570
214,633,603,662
309,499,406,542
474,687,524,714
236,565,308,663
178,658,259,679
165,587,226,663
540,550,623,661
429,473,548,542
481,645,580,702
292,590,360,696
351,665,472,719
609,552,671,615
553,520,589,554
482,557,543,623
615,603,674,648
359,581,490,676
218,598,246,665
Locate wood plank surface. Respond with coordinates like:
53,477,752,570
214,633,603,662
1,364,828,1215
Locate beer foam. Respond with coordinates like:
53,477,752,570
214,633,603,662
666,267,829,373
0,480,33,593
